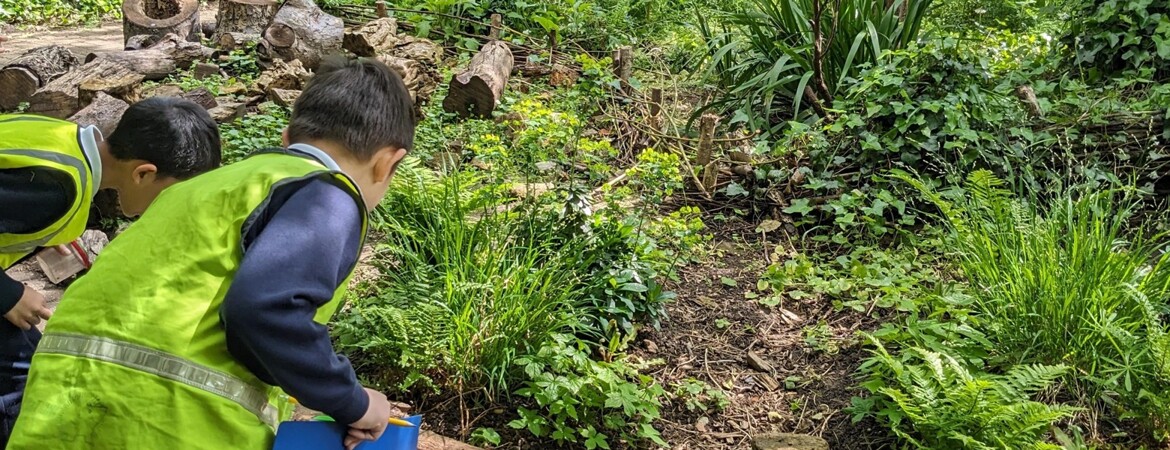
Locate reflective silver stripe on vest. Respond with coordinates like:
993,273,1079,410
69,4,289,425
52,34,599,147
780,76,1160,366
38,333,280,429
0,148,90,253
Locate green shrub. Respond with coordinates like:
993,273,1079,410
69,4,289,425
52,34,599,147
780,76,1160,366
0,0,118,25
1063,0,1170,80
901,169,1170,434
853,339,1077,449
509,334,667,449
699,0,932,136
338,172,584,398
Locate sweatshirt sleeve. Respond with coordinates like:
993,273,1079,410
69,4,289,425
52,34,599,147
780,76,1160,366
220,177,369,425
0,167,75,313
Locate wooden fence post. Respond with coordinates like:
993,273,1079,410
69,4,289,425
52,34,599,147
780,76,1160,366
375,0,386,18
697,113,719,194
618,46,632,93
489,13,502,40
650,87,662,130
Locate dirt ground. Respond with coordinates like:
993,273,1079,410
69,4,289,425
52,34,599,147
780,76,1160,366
0,23,124,66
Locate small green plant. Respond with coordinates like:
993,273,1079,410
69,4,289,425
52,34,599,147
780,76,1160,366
470,427,502,447
852,339,1077,449
509,334,668,449
672,378,730,413
760,245,941,313
0,0,118,25
218,105,290,164
219,46,263,80
802,321,840,354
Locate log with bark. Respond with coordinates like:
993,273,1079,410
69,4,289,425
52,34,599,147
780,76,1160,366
122,0,202,45
342,17,398,57
253,59,310,93
29,34,214,118
67,92,130,137
0,45,80,111
259,0,343,70
376,55,438,114
442,40,512,119
214,0,279,44
218,32,261,52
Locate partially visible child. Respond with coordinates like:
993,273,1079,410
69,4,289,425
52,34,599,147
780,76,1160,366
0,97,222,445
10,56,415,450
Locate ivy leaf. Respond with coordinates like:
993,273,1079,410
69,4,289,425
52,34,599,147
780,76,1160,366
783,198,814,215
725,182,749,197
720,277,738,287
756,219,782,233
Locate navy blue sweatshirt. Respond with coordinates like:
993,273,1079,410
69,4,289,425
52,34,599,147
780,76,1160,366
0,167,73,310
220,173,369,425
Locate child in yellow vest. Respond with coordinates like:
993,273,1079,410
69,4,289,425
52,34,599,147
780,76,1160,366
11,57,413,450
0,97,222,445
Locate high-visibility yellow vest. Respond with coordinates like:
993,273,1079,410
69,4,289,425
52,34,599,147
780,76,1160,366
0,114,96,269
9,148,368,449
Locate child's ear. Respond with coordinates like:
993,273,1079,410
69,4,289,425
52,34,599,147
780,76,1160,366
132,163,159,185
373,147,407,184
281,128,290,147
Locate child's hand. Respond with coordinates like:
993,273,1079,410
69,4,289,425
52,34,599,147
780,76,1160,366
4,285,52,330
344,388,400,450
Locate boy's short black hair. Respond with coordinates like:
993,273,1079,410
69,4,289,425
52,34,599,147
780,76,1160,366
107,97,222,179
288,56,416,160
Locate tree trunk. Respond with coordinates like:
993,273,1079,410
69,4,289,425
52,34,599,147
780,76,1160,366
442,40,512,119
67,92,130,137
259,0,343,70
214,0,279,45
122,0,202,45
342,17,398,57
0,45,79,111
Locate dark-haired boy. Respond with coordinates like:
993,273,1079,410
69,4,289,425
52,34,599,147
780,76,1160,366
0,96,222,444
11,56,415,450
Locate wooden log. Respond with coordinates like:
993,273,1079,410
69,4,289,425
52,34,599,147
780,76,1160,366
67,92,129,137
253,58,310,93
267,88,300,107
124,34,161,50
85,34,215,81
391,36,443,67
178,87,218,110
417,431,483,450
0,45,79,111
201,18,218,39
218,32,261,52
208,101,247,123
376,54,438,110
213,0,279,44
122,0,202,45
192,62,222,79
261,0,344,70
697,113,719,194
442,40,512,119
31,34,213,117
342,17,398,57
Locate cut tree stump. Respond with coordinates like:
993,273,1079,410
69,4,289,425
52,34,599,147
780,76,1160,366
342,17,398,57
259,0,343,70
213,0,279,44
67,92,129,137
442,40,512,119
0,45,80,111
192,62,221,79
122,0,202,45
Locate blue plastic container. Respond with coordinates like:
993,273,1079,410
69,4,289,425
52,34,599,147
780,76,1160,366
273,415,422,450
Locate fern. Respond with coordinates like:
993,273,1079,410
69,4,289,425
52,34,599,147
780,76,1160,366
853,337,1077,449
